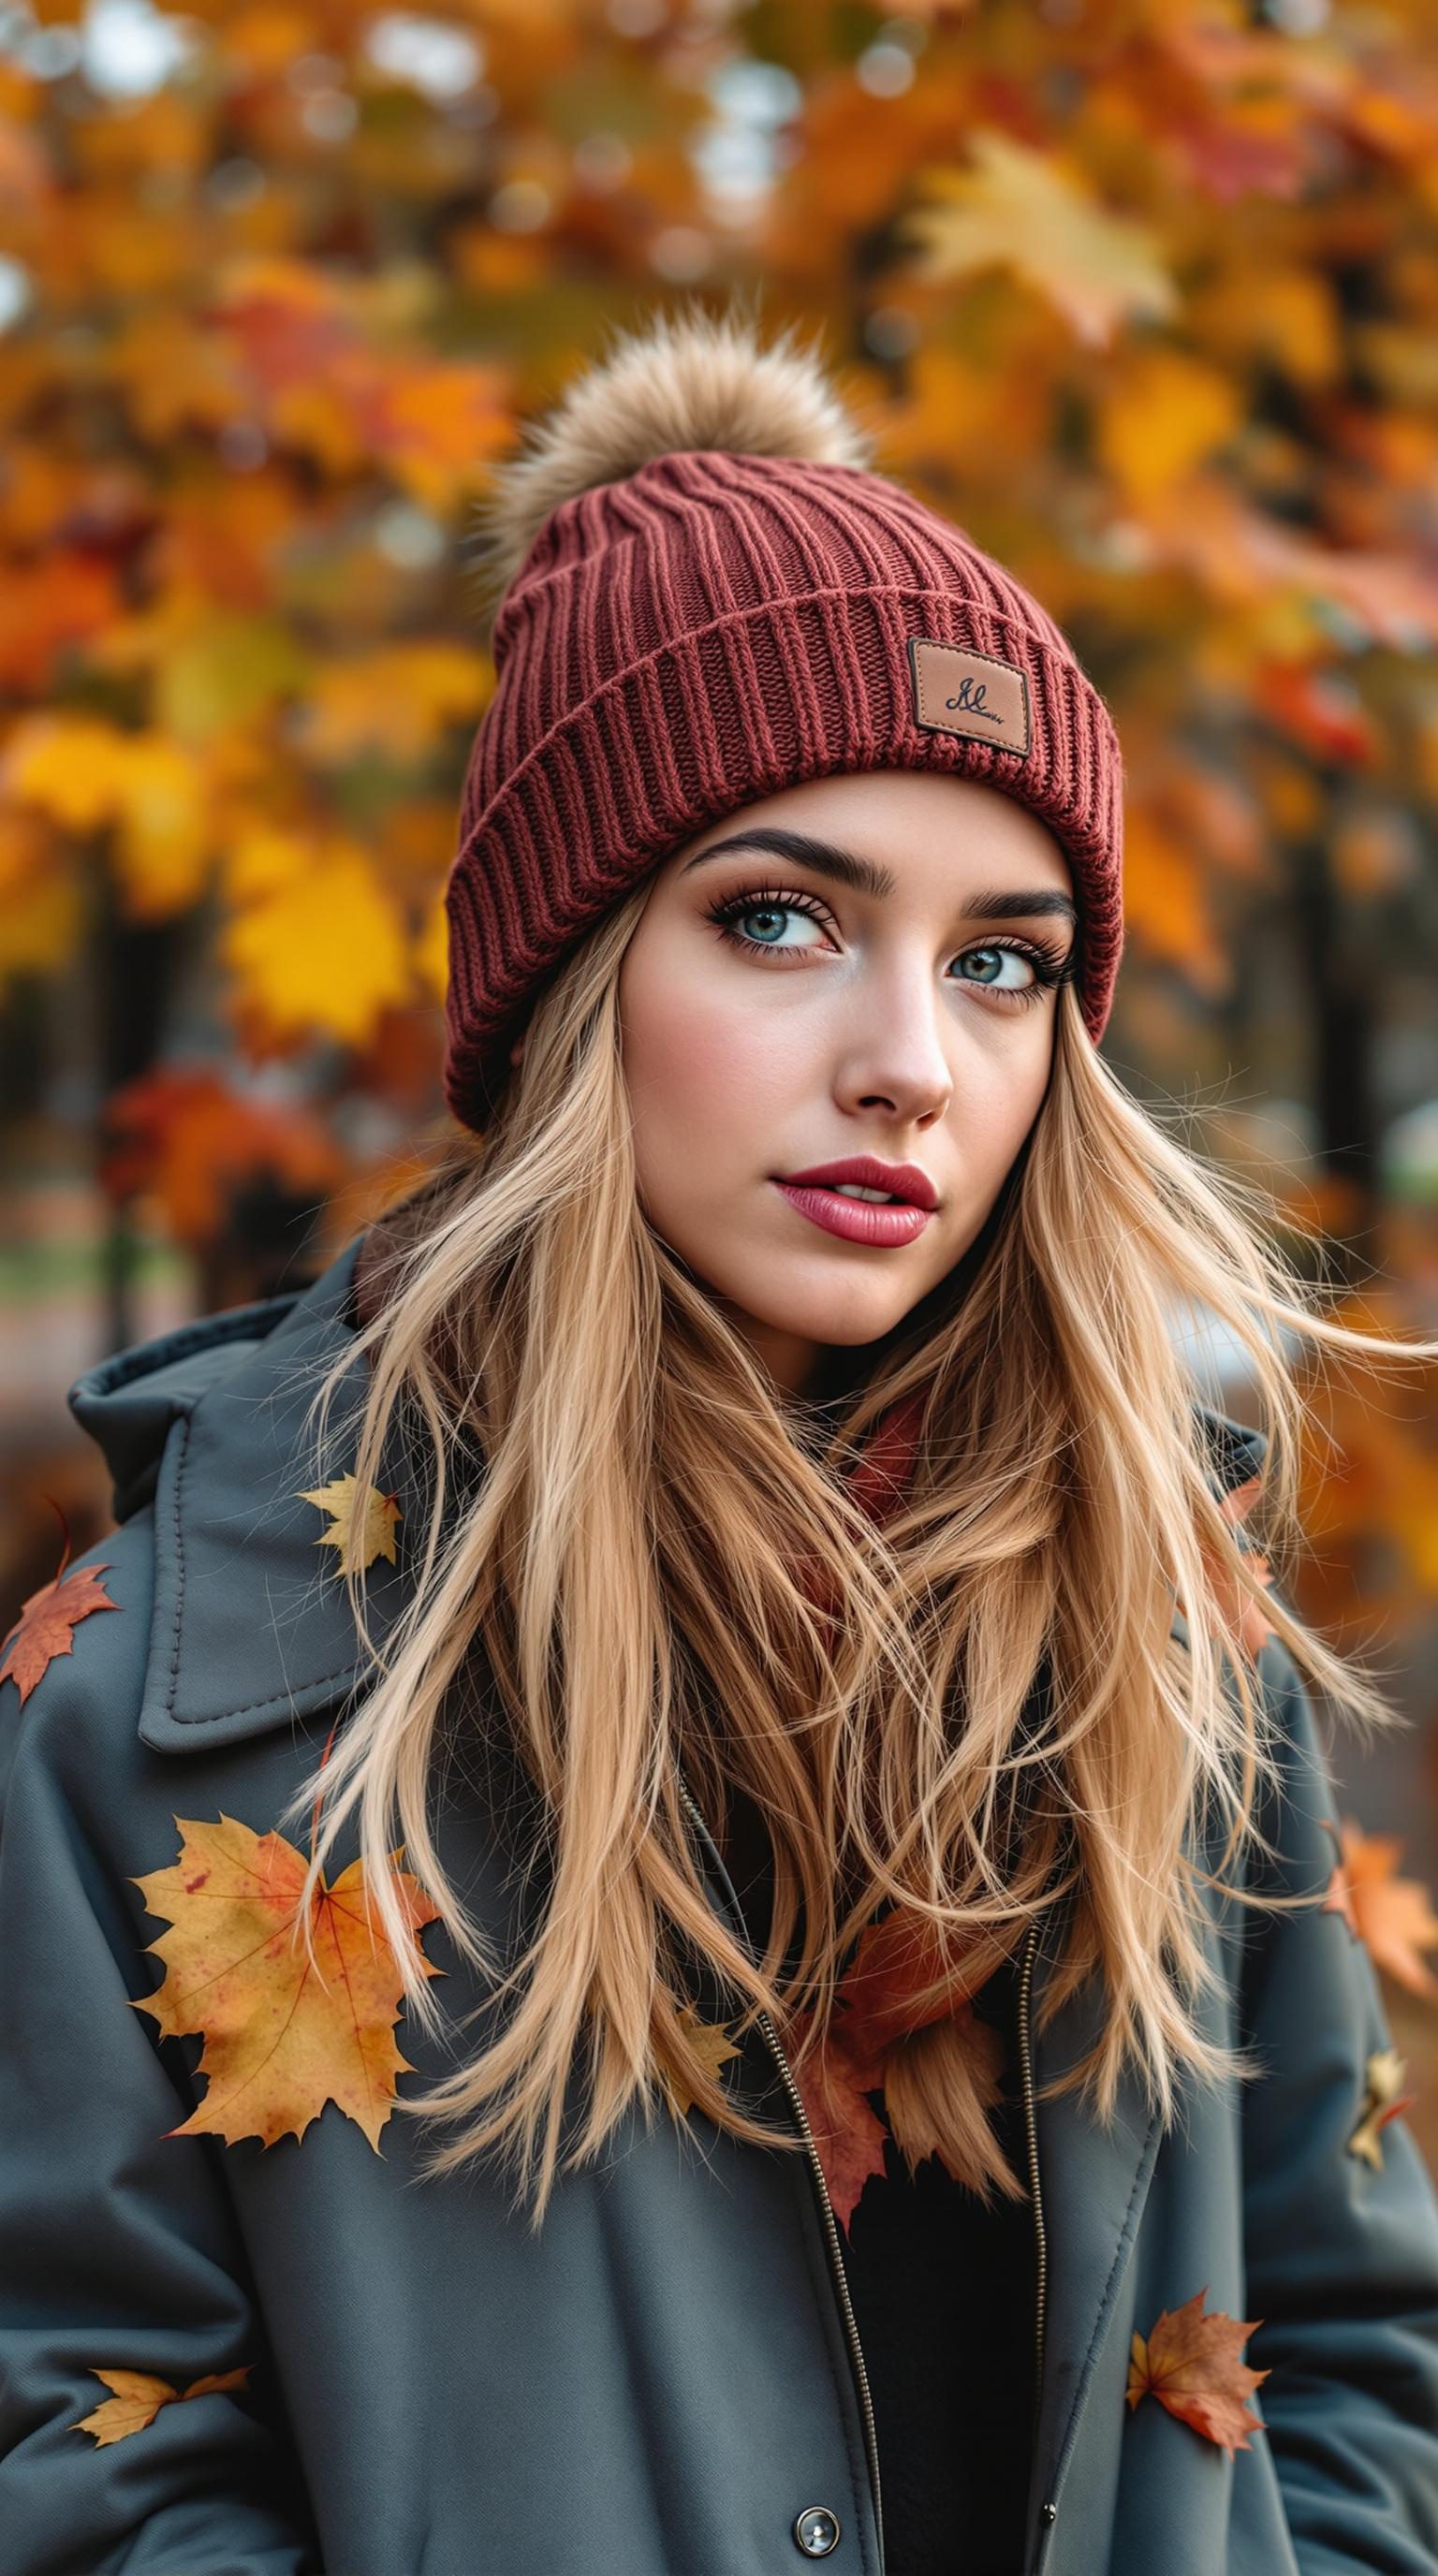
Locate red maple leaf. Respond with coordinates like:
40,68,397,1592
1,1517,119,1707
784,2002,890,2232
837,1907,1005,2062
779,1905,1016,2231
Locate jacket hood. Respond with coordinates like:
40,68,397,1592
66,1218,1270,1761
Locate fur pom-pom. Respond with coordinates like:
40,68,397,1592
469,295,877,605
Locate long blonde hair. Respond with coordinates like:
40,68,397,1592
276,881,1432,2229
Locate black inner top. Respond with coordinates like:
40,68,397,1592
719,1781,1037,2576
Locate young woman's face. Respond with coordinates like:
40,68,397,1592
611,768,1078,1397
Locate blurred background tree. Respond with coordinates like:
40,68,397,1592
1,0,1436,2124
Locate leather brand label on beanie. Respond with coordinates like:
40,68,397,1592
906,638,1032,757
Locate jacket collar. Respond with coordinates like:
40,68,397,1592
68,1235,1269,1767
69,1230,419,1757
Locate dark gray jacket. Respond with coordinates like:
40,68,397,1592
3,1229,1437,2576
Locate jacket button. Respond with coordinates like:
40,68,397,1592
792,2504,842,2556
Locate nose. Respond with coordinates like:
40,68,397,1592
836,970,952,1124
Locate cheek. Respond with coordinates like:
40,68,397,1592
621,959,796,1145
629,989,721,1088
948,1026,1054,1173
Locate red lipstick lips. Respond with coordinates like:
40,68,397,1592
773,1154,938,1248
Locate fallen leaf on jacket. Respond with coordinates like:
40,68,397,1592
1325,1818,1438,2001
1347,2046,1416,2171
128,1813,444,2150
75,2364,251,2447
660,2003,744,2120
783,2005,891,2233
1126,2289,1269,2453
780,1910,1015,2231
297,1472,403,1575
0,1557,119,1707
835,1907,1013,2064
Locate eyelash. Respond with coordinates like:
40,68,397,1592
703,884,1076,1012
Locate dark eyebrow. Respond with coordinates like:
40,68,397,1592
679,827,1079,931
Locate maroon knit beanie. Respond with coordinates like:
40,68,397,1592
443,305,1124,1132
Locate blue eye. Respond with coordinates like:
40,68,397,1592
956,944,1037,995
730,903,817,947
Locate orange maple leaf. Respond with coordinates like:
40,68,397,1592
127,1813,444,2151
1127,2289,1269,2454
1,1536,119,1707
75,2364,251,2447
1326,1817,1438,2002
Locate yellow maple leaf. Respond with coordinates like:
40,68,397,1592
75,2364,251,2448
221,837,413,1046
128,1812,444,2152
297,1471,403,1575
661,2002,743,2120
901,129,1178,349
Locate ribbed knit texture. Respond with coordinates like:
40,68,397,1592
444,447,1124,1130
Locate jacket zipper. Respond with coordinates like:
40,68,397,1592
675,1770,887,2576
1017,1917,1047,2450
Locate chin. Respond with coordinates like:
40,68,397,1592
741,1293,907,1347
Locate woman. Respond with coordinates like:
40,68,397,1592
2,303,1437,2576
